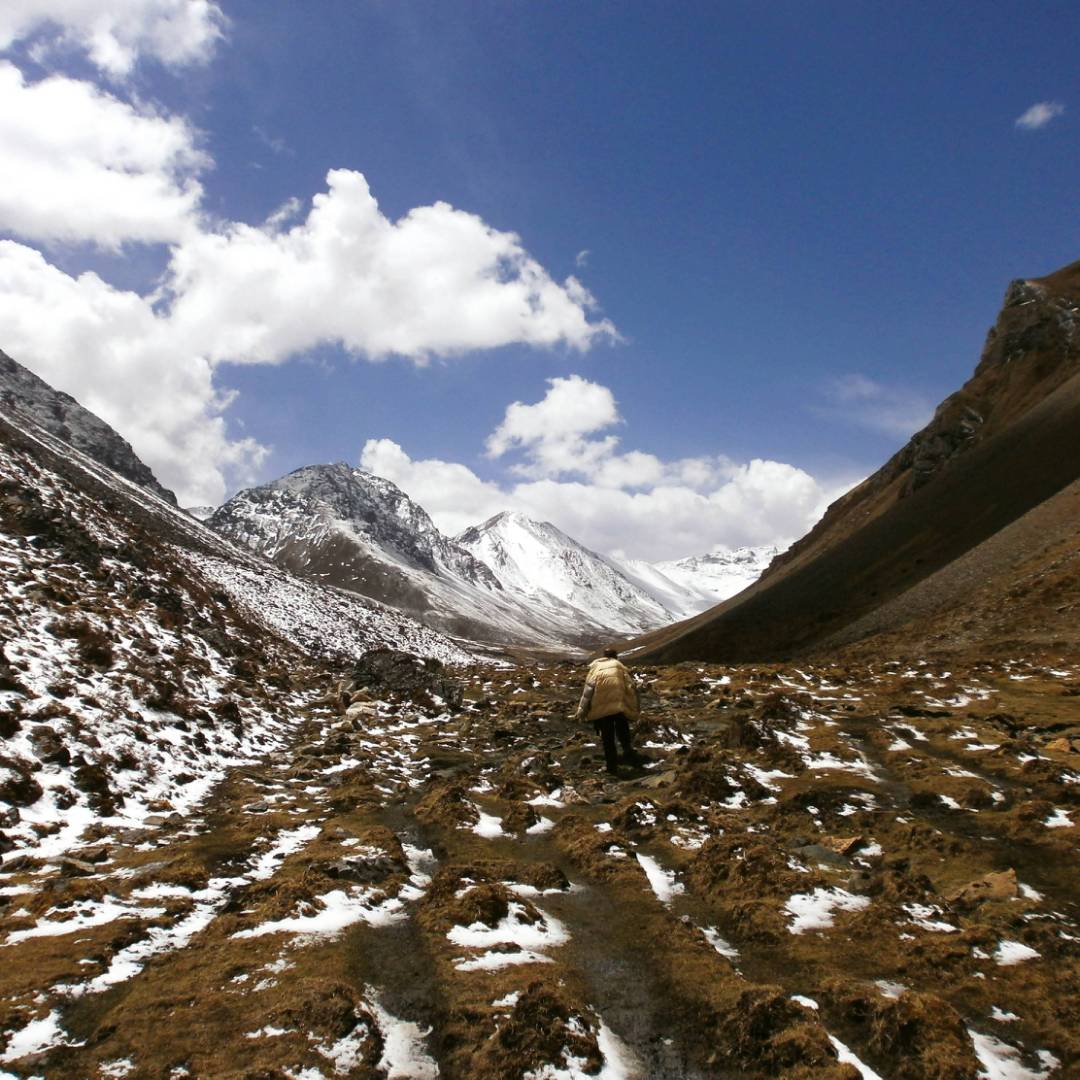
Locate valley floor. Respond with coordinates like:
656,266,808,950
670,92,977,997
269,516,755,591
0,657,1078,1079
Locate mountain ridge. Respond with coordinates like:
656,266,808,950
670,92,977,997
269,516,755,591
628,260,1080,663
0,349,177,505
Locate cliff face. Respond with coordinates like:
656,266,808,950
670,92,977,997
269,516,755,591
629,259,1080,664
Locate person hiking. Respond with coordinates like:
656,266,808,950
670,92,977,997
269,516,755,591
574,648,641,777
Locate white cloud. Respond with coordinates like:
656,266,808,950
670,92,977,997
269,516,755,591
361,376,847,560
486,374,626,479
818,373,933,438
0,0,225,77
1015,101,1065,130
0,19,616,506
0,240,265,506
0,63,206,248
0,167,615,501
575,249,590,267
165,170,618,363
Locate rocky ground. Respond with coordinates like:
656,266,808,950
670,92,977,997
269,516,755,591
0,651,1077,1079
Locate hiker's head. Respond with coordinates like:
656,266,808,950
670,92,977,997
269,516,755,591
603,648,618,659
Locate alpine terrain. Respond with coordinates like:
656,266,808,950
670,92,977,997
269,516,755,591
0,263,1077,1080
208,477,756,649
630,260,1080,665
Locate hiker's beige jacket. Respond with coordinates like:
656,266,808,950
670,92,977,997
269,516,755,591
576,657,639,722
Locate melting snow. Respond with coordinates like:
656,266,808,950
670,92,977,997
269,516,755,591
993,941,1040,966
828,1035,886,1080
0,1009,81,1063
635,854,684,905
969,1030,1060,1079
785,888,870,934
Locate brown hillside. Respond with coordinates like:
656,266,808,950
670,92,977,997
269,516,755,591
630,260,1080,663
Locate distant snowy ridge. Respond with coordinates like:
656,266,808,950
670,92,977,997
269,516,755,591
456,511,675,636
457,511,778,633
653,546,779,605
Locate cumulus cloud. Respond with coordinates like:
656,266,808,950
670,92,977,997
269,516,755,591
0,240,266,506
0,0,225,77
0,166,615,501
361,376,846,561
0,62,206,248
0,11,616,506
817,373,933,438
1015,101,1065,131
166,170,617,364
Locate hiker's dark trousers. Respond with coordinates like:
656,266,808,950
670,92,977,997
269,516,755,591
596,712,633,772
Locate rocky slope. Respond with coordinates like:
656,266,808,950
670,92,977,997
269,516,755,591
0,399,472,862
0,651,1075,1077
210,466,597,648
630,259,1080,664
0,349,177,505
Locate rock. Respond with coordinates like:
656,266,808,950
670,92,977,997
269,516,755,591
639,769,677,789
1045,737,1077,754
1,855,33,873
245,801,269,814
0,758,43,807
351,648,465,710
29,725,70,766
823,835,864,856
79,846,110,864
946,868,1019,908
345,701,378,724
57,857,98,877
324,854,402,885
0,706,21,738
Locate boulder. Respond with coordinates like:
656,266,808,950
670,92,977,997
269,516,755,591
946,868,1018,908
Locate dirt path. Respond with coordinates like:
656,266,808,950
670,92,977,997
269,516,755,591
0,657,1077,1078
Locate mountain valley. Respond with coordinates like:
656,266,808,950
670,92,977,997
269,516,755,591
0,261,1078,1079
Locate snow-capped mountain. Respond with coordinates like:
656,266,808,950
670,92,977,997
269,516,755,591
457,511,777,630
456,511,676,636
652,546,779,605
209,467,625,647
211,469,779,648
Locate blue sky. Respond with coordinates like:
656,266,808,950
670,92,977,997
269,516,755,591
0,2,1076,559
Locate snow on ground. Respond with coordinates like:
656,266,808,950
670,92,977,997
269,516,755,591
784,888,871,934
449,900,569,971
701,926,740,960
635,854,684,905
0,1010,78,1063
189,549,473,668
969,1030,1060,1080
993,941,1041,967
523,1017,640,1080
367,994,440,1080
828,1035,886,1080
